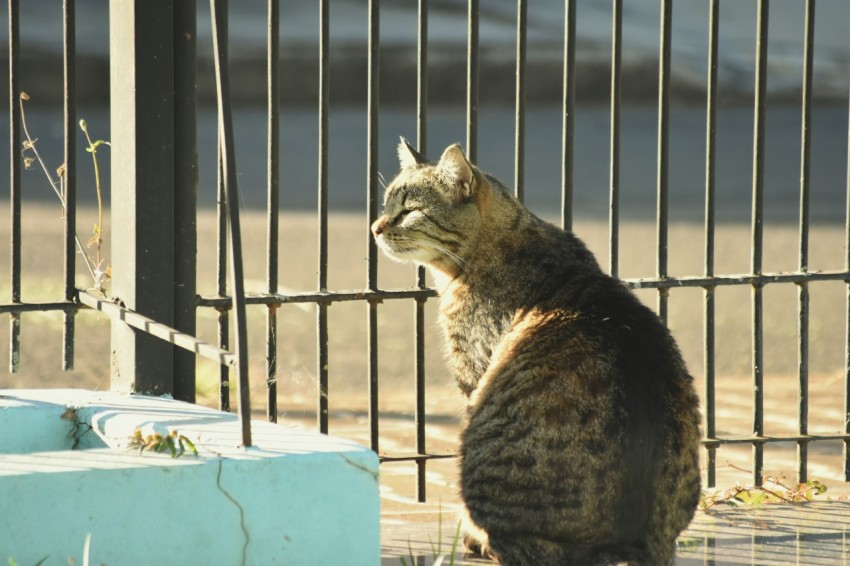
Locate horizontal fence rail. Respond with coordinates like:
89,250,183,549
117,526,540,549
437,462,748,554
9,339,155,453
4,0,850,500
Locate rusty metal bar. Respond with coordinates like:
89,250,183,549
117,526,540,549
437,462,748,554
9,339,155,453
561,0,576,231
656,0,672,324
215,6,230,413
317,0,330,434
609,0,622,278
751,0,769,486
266,0,280,422
380,453,456,464
797,0,815,485
514,0,526,201
367,0,380,452
198,288,438,309
703,0,719,489
211,0,252,447
466,0,479,161
0,301,79,315
845,57,850,483
382,431,850,464
195,270,849,310
702,433,850,447
79,291,235,368
415,0,429,503
62,0,76,372
8,0,21,373
626,271,848,289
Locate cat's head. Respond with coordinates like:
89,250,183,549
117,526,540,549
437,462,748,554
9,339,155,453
371,139,485,276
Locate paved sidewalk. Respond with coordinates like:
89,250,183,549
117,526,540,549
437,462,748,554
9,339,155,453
375,419,850,565
381,497,850,565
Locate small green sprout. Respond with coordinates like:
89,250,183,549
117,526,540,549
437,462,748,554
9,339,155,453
129,428,198,458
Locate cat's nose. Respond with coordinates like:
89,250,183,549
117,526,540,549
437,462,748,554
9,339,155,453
371,216,388,237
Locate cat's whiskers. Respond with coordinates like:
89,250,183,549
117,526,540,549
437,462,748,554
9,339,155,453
390,233,468,272
411,238,468,272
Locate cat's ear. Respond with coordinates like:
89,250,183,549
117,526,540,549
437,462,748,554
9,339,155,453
437,144,475,199
397,137,427,169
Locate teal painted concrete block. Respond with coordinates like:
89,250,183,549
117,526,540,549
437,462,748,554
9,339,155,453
0,390,380,565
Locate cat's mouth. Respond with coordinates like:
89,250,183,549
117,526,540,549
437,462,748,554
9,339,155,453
376,233,467,275
374,233,419,262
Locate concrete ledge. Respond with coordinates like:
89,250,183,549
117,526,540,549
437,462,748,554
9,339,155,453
0,389,379,565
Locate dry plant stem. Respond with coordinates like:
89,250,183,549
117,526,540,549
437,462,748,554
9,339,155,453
79,120,105,269
19,93,62,201
18,93,106,289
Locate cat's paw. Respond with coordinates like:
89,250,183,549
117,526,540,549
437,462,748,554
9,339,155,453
462,531,498,562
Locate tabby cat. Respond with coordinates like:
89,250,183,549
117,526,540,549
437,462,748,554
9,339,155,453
372,140,701,566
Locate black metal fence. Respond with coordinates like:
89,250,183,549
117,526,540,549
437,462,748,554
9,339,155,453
3,0,850,501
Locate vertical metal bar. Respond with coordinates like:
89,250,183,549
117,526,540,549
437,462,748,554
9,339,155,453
417,0,428,156
415,0,429,503
8,0,21,373
266,0,280,423
317,0,330,434
367,0,380,453
466,0,479,162
317,303,329,434
215,6,230,413
703,0,719,489
216,149,228,405
656,0,672,324
173,0,198,403
210,0,252,447
751,0,769,486
514,0,526,201
609,0,622,278
62,0,76,372
561,0,576,231
797,0,815,485
845,67,850,482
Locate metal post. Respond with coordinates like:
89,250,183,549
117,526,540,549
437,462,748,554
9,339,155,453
109,0,176,395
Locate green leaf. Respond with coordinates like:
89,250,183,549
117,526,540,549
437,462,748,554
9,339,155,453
165,436,177,458
79,119,87,130
181,436,198,456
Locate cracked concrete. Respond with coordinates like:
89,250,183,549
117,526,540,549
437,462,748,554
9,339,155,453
1,389,381,565
216,458,250,566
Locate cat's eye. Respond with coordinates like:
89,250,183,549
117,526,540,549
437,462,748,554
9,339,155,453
395,208,414,223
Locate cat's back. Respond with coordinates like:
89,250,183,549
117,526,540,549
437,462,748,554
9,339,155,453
456,219,700,565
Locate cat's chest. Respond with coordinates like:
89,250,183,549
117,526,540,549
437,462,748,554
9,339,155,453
439,283,513,393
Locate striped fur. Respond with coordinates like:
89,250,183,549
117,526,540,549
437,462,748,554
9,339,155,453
372,141,701,566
